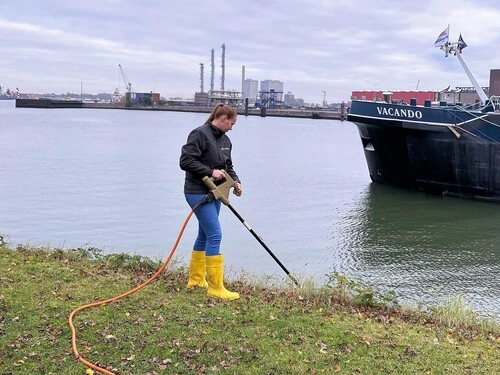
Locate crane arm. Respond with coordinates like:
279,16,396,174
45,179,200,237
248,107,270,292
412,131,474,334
118,64,132,93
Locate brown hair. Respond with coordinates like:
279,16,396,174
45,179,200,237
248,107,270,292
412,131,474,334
206,103,237,123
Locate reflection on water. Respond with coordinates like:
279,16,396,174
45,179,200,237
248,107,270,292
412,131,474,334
340,183,500,319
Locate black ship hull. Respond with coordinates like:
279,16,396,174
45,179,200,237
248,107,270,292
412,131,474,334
15,98,83,108
348,100,500,202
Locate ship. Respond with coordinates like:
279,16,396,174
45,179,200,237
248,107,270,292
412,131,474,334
0,85,16,100
348,27,500,202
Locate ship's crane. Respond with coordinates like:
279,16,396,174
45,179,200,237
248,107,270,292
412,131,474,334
118,64,132,93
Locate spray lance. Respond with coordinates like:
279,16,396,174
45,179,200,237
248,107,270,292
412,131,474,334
202,174,300,287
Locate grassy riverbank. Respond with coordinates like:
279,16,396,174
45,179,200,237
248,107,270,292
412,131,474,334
1,243,499,374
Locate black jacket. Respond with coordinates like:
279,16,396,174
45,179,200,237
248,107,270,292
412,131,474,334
179,122,240,194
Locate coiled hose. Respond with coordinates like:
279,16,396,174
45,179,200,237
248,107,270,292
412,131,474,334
68,195,210,374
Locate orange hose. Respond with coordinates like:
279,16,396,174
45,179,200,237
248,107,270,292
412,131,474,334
68,209,195,375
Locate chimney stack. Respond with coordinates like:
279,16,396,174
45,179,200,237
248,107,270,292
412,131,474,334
241,65,245,94
199,63,204,93
210,49,215,93
220,43,226,91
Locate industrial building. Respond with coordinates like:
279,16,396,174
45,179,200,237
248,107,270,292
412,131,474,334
260,80,284,102
350,90,437,105
126,92,160,107
242,65,286,108
194,44,298,109
351,69,500,106
350,87,487,106
489,69,500,97
242,79,258,102
441,86,489,105
284,91,304,108
195,44,243,107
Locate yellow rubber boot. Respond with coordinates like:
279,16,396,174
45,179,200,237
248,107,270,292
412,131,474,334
206,255,239,300
187,250,208,289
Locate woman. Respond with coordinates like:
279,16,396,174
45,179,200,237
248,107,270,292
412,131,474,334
179,103,242,300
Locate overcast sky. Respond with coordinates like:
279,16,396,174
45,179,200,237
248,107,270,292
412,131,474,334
2,0,500,104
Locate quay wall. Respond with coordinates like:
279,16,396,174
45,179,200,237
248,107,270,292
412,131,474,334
15,99,345,120
84,103,345,120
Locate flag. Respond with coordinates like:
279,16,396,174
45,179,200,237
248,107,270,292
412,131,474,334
457,33,467,52
434,26,449,47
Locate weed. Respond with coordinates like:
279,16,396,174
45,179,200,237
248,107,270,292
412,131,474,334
325,272,399,308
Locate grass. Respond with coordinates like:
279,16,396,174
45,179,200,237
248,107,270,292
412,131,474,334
0,243,499,374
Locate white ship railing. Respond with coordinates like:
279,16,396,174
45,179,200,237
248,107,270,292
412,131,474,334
488,96,500,112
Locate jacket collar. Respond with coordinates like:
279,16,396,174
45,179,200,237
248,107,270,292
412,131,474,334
207,122,225,139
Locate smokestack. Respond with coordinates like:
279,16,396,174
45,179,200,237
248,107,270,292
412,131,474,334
210,49,215,92
199,63,204,93
241,65,245,94
220,43,225,91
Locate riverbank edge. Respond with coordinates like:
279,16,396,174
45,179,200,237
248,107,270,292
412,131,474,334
1,243,499,374
2,242,498,328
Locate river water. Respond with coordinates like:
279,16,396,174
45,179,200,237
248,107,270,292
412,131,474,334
1,100,499,319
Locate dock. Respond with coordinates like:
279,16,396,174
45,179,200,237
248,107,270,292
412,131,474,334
15,99,347,120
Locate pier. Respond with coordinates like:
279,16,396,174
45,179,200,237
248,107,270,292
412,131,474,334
15,99,347,120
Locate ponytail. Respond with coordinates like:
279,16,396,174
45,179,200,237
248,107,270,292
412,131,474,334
206,103,236,123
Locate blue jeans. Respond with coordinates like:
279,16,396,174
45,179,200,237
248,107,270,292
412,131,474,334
185,194,222,256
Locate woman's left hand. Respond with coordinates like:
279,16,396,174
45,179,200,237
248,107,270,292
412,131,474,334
233,183,243,197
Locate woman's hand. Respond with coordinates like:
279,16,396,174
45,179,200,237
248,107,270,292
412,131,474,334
212,169,225,180
233,183,242,197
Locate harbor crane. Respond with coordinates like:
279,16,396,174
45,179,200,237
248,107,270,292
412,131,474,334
118,64,132,93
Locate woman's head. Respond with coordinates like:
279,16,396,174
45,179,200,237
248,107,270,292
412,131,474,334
208,103,237,132
207,103,237,122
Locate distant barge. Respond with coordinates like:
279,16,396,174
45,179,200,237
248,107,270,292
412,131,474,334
16,98,84,109
15,98,345,120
